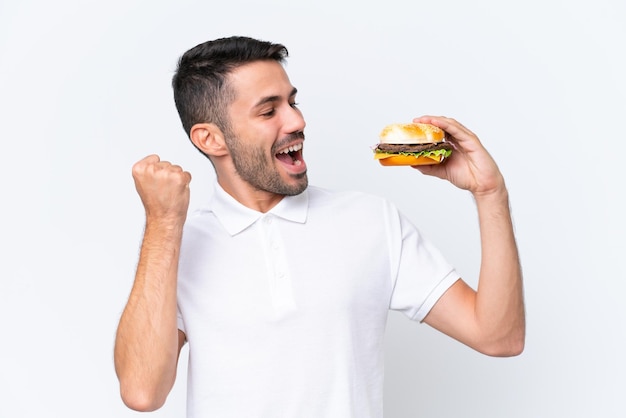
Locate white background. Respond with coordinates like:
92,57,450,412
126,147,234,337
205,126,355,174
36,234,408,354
1,0,625,417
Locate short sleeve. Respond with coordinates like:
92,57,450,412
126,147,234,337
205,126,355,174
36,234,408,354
177,304,186,334
386,202,459,322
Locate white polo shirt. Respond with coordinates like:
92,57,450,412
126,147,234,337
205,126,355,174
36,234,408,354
177,181,458,418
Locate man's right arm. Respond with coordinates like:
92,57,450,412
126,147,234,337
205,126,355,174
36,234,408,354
114,155,191,411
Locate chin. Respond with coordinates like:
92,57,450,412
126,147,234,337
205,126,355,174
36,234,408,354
280,172,308,196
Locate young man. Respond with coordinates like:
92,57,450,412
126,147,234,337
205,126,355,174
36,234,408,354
114,36,525,417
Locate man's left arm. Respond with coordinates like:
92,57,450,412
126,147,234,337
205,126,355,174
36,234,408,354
413,115,525,357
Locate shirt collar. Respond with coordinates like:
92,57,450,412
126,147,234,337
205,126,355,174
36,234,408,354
208,179,309,236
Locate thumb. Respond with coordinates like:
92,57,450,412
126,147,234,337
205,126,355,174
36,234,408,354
412,164,446,180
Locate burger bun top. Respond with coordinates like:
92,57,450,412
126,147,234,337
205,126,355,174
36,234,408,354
379,123,445,145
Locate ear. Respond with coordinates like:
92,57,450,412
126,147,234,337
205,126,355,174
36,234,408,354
190,123,228,157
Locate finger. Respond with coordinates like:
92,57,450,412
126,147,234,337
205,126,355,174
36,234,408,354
143,154,161,163
411,163,447,180
167,164,185,173
132,154,160,175
158,163,192,187
183,171,192,187
137,154,162,169
150,161,183,177
412,116,476,143
412,115,465,132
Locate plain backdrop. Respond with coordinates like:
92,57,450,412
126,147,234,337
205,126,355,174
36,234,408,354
1,0,625,417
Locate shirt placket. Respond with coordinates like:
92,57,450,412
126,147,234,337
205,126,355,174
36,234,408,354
259,214,297,318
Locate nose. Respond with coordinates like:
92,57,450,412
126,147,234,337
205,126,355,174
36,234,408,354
284,105,306,134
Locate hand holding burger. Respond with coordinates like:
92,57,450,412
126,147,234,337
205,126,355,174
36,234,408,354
405,116,505,196
373,116,506,196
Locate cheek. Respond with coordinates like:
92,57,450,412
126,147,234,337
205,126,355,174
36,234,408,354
228,117,280,153
253,130,279,154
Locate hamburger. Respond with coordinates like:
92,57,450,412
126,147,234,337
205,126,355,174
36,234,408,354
373,123,452,166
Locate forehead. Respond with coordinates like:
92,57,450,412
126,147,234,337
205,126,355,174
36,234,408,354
227,60,294,104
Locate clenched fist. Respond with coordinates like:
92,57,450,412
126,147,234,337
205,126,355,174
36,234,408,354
132,154,192,223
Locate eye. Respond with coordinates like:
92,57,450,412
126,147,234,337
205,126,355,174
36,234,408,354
261,108,276,117
290,101,299,108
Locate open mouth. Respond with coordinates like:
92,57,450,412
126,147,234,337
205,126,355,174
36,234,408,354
275,143,305,169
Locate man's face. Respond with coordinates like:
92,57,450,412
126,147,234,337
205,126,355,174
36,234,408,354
224,60,307,196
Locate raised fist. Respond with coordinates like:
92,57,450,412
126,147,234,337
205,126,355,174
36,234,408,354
131,154,192,222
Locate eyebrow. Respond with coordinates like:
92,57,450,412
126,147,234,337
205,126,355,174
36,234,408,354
253,87,298,108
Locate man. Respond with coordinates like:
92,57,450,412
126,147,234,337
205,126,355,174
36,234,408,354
114,36,525,417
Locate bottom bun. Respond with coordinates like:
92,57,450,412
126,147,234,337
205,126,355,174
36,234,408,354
378,154,447,166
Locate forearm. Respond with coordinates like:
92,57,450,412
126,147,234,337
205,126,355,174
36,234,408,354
114,220,183,411
473,187,525,355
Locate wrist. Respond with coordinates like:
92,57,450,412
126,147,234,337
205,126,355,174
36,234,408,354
472,184,510,210
144,216,186,235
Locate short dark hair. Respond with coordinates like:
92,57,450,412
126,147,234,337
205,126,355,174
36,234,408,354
172,36,289,152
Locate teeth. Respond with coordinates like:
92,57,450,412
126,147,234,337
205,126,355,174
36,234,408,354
278,143,303,154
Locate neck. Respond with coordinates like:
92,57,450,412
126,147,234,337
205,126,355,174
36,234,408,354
216,176,284,213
